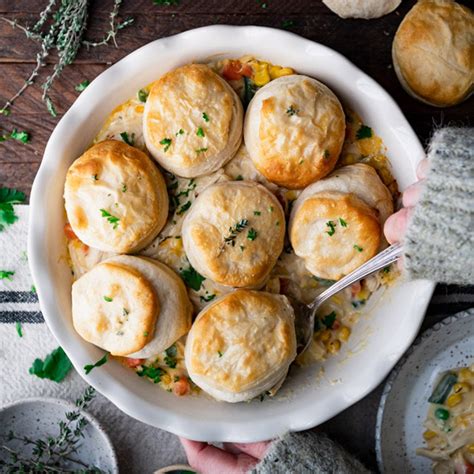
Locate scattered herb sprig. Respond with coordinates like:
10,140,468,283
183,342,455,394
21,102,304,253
99,208,120,229
84,353,108,374
29,346,72,382
224,219,249,247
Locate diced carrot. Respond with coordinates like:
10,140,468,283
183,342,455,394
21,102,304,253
222,60,252,81
64,223,77,240
173,376,190,396
124,357,145,368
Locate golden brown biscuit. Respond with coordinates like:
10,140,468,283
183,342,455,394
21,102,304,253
392,0,474,107
289,164,393,280
143,64,244,177
244,74,345,189
64,140,168,253
185,290,297,402
182,181,285,288
72,261,158,356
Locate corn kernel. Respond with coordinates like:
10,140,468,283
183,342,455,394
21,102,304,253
446,393,463,407
453,382,471,394
423,430,437,441
269,65,294,79
327,340,341,354
459,368,473,382
253,63,270,86
339,326,351,342
161,373,171,385
319,329,331,342
467,444,474,453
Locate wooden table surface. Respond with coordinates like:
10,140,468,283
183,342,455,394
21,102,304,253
0,0,472,470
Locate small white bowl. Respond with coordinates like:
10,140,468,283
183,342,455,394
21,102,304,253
28,25,434,442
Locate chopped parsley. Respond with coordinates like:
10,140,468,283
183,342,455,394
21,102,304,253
200,294,216,302
339,217,347,227
160,138,172,152
354,244,364,252
137,88,149,102
275,221,280,226
16,321,22,338
143,331,148,337
383,266,391,274
202,112,209,122
164,344,178,368
100,209,120,229
254,210,261,216
29,347,72,382
286,105,298,116
84,354,108,375
195,147,208,154
92,174,98,181
179,265,205,291
137,365,166,383
326,221,336,236
10,129,30,144
196,127,205,137
1,108,10,116
120,131,134,146
323,149,330,159
176,201,191,215
247,228,257,241
218,351,223,358
356,125,373,140
240,245,245,251
0,270,14,281
176,128,184,136
224,219,249,246
121,183,127,192
103,296,113,302
75,80,90,92
268,206,274,212
0,187,25,231
235,175,244,181
123,308,129,317
322,311,336,329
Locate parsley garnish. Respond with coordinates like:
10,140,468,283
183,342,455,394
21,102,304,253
10,129,30,144
326,221,336,236
354,244,364,252
0,187,25,231
218,351,223,358
176,128,184,136
179,265,205,291
176,201,191,215
286,105,298,116
196,127,205,137
200,294,216,302
160,137,172,152
196,147,208,154
123,307,129,317
339,217,347,227
254,210,261,216
356,125,373,140
137,365,166,383
29,347,72,382
322,311,336,329
84,354,108,375
75,80,90,92
120,131,134,146
235,175,244,181
122,182,127,192
103,296,113,302
323,149,330,159
202,112,209,122
268,206,274,212
92,174,98,181
16,321,22,338
0,270,14,281
164,344,178,368
383,266,391,274
247,228,257,241
137,88,148,102
224,219,249,246
143,331,149,337
240,245,245,251
100,208,120,229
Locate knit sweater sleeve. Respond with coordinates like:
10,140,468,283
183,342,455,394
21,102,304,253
404,127,474,285
250,431,371,474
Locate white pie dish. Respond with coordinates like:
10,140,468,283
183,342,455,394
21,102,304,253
28,25,434,442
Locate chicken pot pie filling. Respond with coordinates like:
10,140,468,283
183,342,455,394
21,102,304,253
65,57,400,399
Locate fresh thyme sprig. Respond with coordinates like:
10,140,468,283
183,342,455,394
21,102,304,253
0,0,133,116
0,387,104,473
224,219,249,247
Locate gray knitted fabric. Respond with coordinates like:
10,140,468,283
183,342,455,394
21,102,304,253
251,431,370,474
404,127,474,285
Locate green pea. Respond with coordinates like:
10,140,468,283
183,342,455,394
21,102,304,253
435,408,450,420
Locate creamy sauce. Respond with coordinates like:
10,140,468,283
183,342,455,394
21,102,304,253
66,57,400,395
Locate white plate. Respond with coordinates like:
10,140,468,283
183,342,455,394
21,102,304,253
28,25,435,442
376,309,474,473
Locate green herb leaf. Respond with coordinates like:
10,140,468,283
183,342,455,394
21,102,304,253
75,80,90,92
120,131,134,146
179,265,205,291
10,129,30,144
196,127,205,137
121,182,127,192
195,147,208,154
200,294,216,302
103,296,113,302
1,108,11,116
353,244,363,252
164,344,178,368
326,221,336,236
137,88,148,102
0,187,25,231
99,208,120,229
281,19,295,29
176,128,184,136
137,365,166,383
16,321,22,338
356,125,373,140
29,347,72,382
235,175,244,181
218,351,223,358
247,228,257,241
339,217,347,227
224,219,249,246
0,270,14,281
177,201,192,215
243,76,258,109
202,112,209,122
84,353,108,375
45,97,57,117
268,206,274,212
160,137,172,152
286,105,298,116
322,311,336,329
323,149,330,159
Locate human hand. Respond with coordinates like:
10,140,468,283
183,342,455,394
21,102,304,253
180,437,270,474
384,159,429,244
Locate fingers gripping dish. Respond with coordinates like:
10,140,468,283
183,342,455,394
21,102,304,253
72,255,192,357
143,64,244,177
64,140,169,253
244,74,345,189
182,181,286,288
185,290,297,403
289,164,393,280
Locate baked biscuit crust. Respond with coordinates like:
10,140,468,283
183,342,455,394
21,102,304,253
143,64,243,177
182,181,285,288
244,75,345,189
185,290,296,402
64,140,168,253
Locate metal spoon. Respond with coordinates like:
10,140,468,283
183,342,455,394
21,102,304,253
294,242,403,355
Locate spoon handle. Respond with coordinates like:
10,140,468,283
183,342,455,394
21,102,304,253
311,243,403,308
